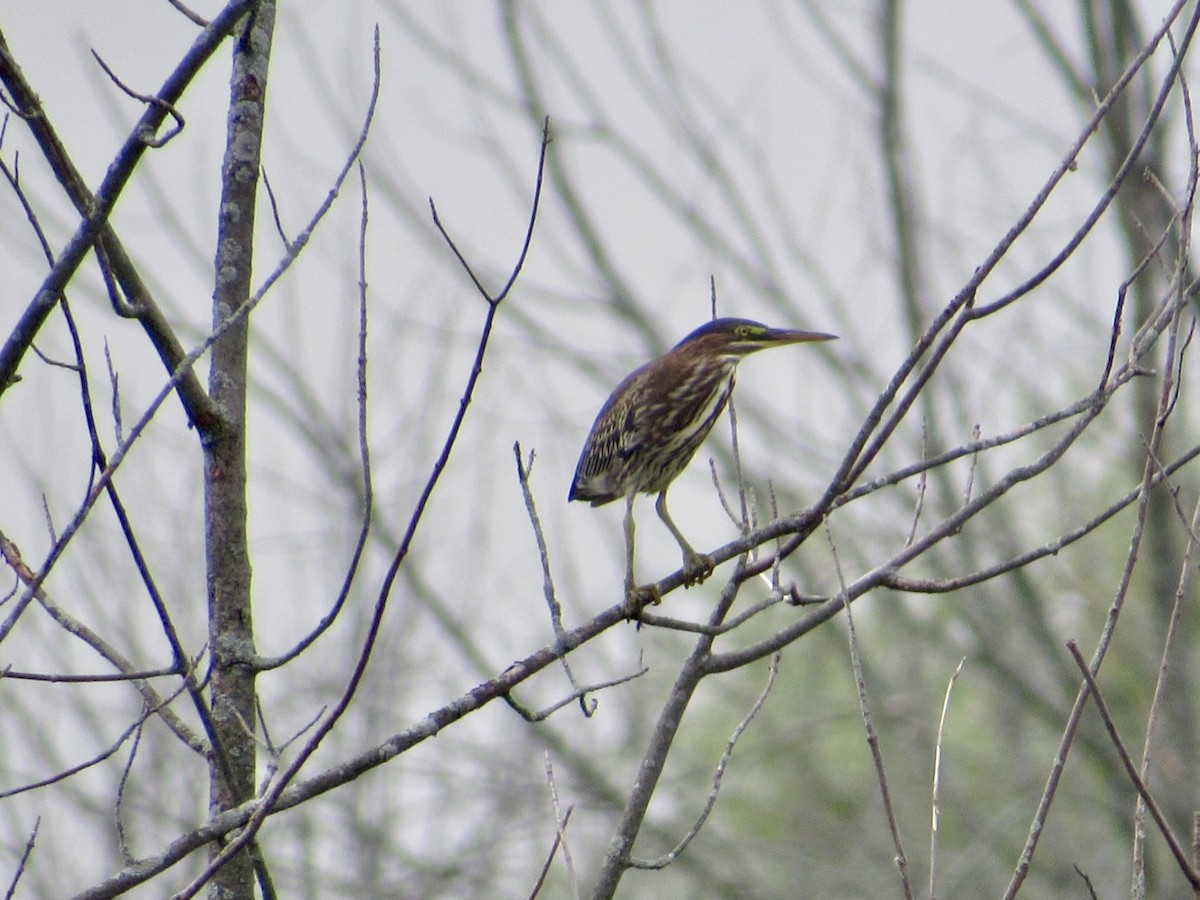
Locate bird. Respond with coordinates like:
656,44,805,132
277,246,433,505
569,317,836,613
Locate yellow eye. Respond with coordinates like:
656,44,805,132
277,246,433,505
736,325,753,338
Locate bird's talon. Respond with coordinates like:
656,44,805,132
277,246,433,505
623,584,661,620
681,552,714,587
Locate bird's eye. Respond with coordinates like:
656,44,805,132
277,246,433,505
736,325,752,338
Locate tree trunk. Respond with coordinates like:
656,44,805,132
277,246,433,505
206,3,275,897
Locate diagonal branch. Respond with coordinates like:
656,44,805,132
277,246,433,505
0,19,382,654
69,597,626,899
1067,641,1200,890
0,2,258,428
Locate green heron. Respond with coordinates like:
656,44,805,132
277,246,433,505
569,317,836,610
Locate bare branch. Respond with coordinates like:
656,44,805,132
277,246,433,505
2,816,38,900
515,441,596,714
431,115,550,306
90,49,185,147
629,652,781,870
0,527,208,754
1067,641,1200,890
532,753,579,900
164,0,209,27
113,707,148,864
528,796,575,900
1004,166,1198,900
0,4,258,427
1073,863,1101,900
260,166,290,246
1133,495,1200,887
0,665,183,684
969,0,1198,319
504,665,649,723
930,658,966,900
827,522,913,900
256,161,376,671
878,442,1200,594
904,418,929,547
71,597,630,899
0,15,383,656
0,681,189,800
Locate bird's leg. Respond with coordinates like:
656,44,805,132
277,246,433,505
623,494,660,618
655,490,714,586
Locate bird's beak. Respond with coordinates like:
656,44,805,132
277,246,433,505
762,328,838,346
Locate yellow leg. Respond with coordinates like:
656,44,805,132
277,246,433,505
655,490,714,586
623,494,659,617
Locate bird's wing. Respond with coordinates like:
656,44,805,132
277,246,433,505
568,377,648,503
580,391,641,476
614,402,643,459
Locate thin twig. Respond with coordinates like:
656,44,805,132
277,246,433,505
960,423,980,510
90,49,185,147
929,657,965,900
629,652,782,870
1066,641,1200,890
3,817,38,900
261,166,290,246
826,521,914,900
503,665,648,722
0,528,208,753
637,591,788,634
514,441,593,714
104,340,123,444
905,418,929,547
429,115,550,308
0,680,189,799
877,443,1200,594
538,753,579,900
256,161,375,670
1073,863,1100,900
709,458,744,529
114,705,148,864
0,665,183,683
528,795,574,900
713,277,754,538
164,0,209,27
0,136,53,266
1100,211,1173,392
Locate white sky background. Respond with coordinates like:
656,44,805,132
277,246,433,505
0,1,1186,895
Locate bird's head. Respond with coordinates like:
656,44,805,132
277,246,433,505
673,317,837,361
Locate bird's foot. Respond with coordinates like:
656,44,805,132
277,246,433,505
623,582,661,621
681,550,714,587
